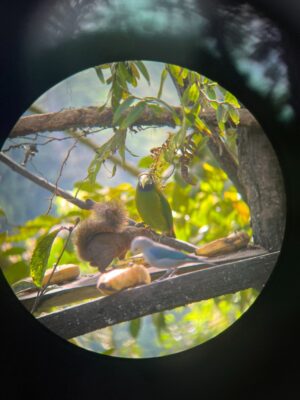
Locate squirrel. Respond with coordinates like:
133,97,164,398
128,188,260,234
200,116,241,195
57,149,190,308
73,201,151,272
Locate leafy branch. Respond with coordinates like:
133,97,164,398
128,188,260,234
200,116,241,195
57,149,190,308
31,219,80,313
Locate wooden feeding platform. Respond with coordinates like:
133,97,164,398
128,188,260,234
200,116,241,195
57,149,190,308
18,247,280,340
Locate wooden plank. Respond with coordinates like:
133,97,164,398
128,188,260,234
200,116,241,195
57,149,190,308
37,251,279,339
19,247,268,312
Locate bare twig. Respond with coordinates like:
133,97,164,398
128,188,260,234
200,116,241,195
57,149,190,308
0,152,93,210
25,105,140,178
68,130,140,177
46,138,79,214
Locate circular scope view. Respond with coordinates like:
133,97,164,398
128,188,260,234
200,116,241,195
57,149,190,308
0,61,285,358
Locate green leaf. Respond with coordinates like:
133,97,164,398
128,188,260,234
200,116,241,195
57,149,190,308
216,104,228,125
225,91,240,108
135,61,151,85
209,101,219,110
138,155,153,168
112,96,136,125
182,83,199,105
117,131,127,164
129,318,141,338
87,136,116,183
118,63,137,87
2,247,25,256
189,83,199,103
163,135,176,163
228,107,240,125
130,63,140,80
206,86,216,100
195,117,212,135
73,180,102,193
118,63,131,83
102,348,115,356
30,229,61,288
152,312,167,334
175,118,187,147
100,64,111,69
111,164,117,178
87,153,104,185
168,64,184,86
120,102,146,128
94,66,105,84
2,261,30,285
157,68,168,99
172,110,181,125
0,207,6,218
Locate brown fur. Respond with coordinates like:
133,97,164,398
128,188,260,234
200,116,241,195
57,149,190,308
73,201,150,272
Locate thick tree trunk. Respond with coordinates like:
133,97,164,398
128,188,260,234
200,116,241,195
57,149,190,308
237,125,286,251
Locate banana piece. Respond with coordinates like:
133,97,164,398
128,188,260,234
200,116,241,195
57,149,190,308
195,231,250,257
41,264,80,286
97,264,151,295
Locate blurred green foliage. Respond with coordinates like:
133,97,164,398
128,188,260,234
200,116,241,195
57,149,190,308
0,61,258,358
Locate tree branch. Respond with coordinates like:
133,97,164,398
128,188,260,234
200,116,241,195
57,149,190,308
10,106,257,138
0,152,197,252
0,152,93,210
27,104,140,177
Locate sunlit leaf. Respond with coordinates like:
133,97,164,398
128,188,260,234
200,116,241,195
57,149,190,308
73,180,102,193
102,348,115,355
138,155,153,169
216,104,228,124
189,83,199,103
228,107,240,125
206,86,216,100
2,261,30,285
152,312,167,338
94,66,105,84
120,102,146,128
112,96,136,125
130,63,140,79
118,62,132,84
111,164,117,178
157,68,168,98
135,61,151,85
168,64,184,86
2,247,25,256
225,91,240,108
87,135,118,183
30,228,61,288
195,117,212,135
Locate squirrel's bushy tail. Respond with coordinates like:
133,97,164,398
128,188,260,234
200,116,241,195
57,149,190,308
92,201,128,232
73,201,128,259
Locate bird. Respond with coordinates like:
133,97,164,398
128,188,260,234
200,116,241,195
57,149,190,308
131,236,212,279
135,172,176,237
